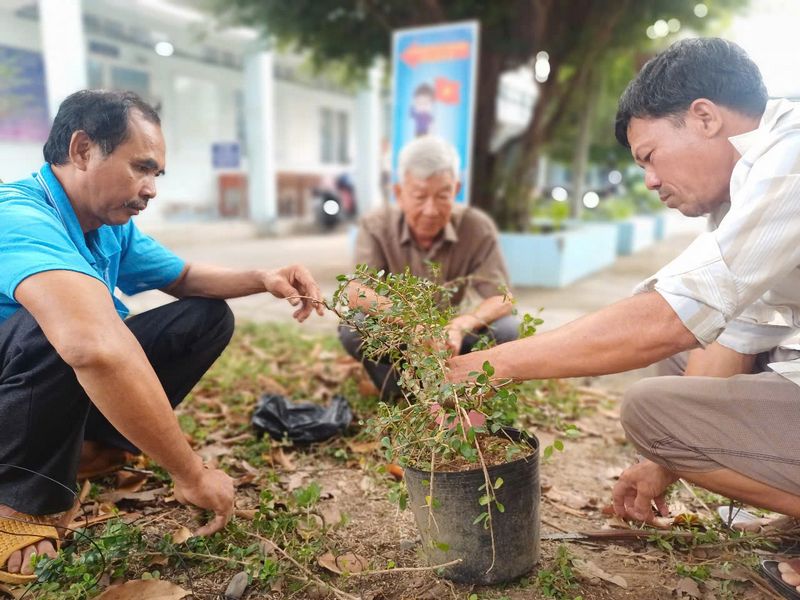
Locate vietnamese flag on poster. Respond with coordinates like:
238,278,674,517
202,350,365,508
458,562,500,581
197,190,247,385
435,77,460,104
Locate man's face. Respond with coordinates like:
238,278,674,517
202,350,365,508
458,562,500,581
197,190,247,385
395,170,460,243
80,111,165,230
627,114,733,217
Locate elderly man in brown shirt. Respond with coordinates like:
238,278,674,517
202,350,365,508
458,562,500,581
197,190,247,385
339,135,517,400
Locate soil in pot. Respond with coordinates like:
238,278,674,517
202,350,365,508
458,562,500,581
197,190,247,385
404,429,540,584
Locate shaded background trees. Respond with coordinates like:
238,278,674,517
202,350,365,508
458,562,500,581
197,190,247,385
216,0,748,230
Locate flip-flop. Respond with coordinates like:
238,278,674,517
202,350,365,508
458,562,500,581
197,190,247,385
761,560,800,600
717,505,763,530
0,514,60,584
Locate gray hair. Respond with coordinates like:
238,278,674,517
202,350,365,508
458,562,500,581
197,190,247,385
397,135,460,181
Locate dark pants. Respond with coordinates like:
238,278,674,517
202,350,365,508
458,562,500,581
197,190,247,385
0,298,234,515
339,314,520,402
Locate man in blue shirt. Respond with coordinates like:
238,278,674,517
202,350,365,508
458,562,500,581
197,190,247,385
0,90,324,582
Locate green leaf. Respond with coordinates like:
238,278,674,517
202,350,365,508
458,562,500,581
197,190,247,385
435,542,450,552
554,439,564,451
482,361,495,377
543,445,554,459
495,501,505,513
494,477,504,489
479,494,491,506
472,511,488,525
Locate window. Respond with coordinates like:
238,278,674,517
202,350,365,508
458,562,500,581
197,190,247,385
320,108,334,163
320,108,350,164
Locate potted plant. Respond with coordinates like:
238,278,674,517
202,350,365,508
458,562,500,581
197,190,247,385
330,265,542,584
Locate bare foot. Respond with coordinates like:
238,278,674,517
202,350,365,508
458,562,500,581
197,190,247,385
778,558,800,593
0,505,69,577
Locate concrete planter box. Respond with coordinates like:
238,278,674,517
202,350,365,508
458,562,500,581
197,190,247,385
653,213,667,240
500,223,618,288
615,215,657,255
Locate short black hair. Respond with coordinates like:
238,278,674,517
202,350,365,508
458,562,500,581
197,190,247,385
615,38,768,148
43,89,161,165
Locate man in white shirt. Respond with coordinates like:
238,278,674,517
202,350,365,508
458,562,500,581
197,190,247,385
447,37,800,592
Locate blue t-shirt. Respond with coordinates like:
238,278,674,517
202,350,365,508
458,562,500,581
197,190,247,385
0,164,186,324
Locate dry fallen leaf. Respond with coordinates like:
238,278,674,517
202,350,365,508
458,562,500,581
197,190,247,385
94,579,190,599
115,471,148,493
674,576,702,598
318,504,343,528
572,558,627,588
346,440,380,454
99,486,168,504
386,464,404,481
272,447,296,472
170,525,193,545
317,551,369,575
282,472,307,492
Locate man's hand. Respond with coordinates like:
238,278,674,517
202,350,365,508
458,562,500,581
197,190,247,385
173,465,236,536
612,459,679,523
446,348,493,383
264,265,325,322
444,314,480,356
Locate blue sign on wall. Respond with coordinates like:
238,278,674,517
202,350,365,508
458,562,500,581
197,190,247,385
391,21,480,204
212,142,241,169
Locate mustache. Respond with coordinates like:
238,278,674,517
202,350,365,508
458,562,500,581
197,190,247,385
122,199,149,211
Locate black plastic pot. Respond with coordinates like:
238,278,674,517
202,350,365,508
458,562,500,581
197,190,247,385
404,429,540,584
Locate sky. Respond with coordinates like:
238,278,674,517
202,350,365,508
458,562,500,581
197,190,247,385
726,0,800,98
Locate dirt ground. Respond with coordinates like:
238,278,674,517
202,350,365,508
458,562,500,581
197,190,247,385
5,324,789,600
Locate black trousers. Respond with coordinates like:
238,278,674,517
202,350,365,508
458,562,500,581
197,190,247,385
0,298,234,515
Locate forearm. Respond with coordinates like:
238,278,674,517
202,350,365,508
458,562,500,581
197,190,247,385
464,292,697,380
165,264,267,299
73,325,203,481
454,295,514,331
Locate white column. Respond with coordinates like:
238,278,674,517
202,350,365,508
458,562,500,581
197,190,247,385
244,49,277,233
38,0,87,120
354,61,384,215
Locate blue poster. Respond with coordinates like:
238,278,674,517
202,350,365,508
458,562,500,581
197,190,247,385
391,21,479,204
0,45,50,142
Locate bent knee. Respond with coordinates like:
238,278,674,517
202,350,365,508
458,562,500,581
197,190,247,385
620,378,669,442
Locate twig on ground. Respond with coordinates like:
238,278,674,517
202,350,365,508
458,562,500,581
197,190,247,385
246,532,359,600
348,558,462,576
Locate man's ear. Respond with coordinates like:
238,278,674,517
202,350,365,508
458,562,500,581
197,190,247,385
454,181,462,197
393,183,403,205
687,98,724,138
68,131,94,171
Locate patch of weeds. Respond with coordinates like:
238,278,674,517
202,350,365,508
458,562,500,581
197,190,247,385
31,519,145,600
676,562,711,582
535,545,583,600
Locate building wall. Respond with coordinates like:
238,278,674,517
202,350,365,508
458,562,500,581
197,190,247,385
0,1,360,223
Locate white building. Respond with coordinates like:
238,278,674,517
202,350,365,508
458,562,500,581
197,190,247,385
0,0,384,231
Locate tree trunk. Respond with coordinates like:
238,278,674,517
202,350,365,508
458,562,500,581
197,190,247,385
469,48,503,215
570,70,601,219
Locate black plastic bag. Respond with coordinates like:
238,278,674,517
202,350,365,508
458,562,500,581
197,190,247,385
251,394,353,443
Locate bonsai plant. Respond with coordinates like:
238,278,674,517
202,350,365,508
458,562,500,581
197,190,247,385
330,264,542,584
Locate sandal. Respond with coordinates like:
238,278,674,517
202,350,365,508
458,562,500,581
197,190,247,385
762,560,800,600
0,514,60,584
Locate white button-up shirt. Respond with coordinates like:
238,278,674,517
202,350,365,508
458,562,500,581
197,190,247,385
634,99,800,385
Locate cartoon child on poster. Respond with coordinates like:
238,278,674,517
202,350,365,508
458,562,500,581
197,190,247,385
409,82,435,137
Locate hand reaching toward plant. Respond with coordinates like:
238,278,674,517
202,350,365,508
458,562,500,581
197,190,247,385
612,458,679,523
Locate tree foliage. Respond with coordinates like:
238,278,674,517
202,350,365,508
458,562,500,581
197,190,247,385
215,0,749,230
